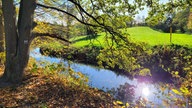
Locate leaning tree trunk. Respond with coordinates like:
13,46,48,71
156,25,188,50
1,0,36,83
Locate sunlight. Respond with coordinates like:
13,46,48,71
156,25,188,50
142,87,150,96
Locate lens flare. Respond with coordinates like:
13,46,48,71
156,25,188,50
142,87,150,96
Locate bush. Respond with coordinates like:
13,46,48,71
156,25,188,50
140,44,192,77
152,22,177,33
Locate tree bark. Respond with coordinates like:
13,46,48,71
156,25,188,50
0,2,4,52
1,0,36,83
1,0,18,83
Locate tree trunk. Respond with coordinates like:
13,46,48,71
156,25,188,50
0,3,4,52
1,0,36,83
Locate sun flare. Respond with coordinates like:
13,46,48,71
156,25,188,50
142,87,150,96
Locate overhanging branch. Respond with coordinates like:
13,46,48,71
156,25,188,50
32,32,71,43
36,2,128,44
36,3,99,27
68,0,104,26
36,2,118,35
67,1,128,42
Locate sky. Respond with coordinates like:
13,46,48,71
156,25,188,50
136,0,169,18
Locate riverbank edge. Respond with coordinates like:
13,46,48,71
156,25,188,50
39,45,178,83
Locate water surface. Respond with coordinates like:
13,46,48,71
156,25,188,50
30,48,171,106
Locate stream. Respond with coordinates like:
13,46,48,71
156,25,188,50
30,48,173,106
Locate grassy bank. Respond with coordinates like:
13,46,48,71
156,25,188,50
40,45,101,65
39,26,192,83
40,43,192,80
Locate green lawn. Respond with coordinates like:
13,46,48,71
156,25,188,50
127,27,192,47
72,27,192,48
70,32,107,47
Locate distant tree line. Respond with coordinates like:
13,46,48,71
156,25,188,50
147,8,192,33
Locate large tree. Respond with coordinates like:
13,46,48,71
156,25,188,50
1,0,191,84
0,0,142,84
1,0,36,83
173,8,190,33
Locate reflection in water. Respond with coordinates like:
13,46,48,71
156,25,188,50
107,83,135,103
30,48,169,106
142,87,150,97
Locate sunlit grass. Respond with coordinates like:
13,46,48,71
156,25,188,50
72,26,192,48
126,27,192,47
70,32,107,47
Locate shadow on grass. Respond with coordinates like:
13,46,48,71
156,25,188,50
72,34,101,43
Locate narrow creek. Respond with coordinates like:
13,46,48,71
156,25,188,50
30,48,173,106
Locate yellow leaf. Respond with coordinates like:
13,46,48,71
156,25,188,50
116,100,123,105
175,71,179,75
126,103,130,107
180,87,190,95
172,89,182,95
113,101,117,105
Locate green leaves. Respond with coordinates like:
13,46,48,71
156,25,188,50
97,40,147,75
